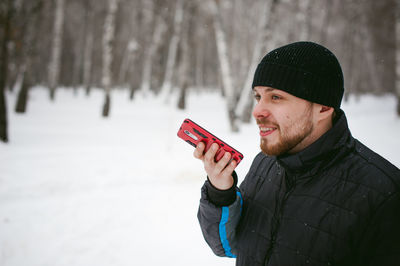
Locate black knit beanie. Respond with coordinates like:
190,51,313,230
252,41,344,109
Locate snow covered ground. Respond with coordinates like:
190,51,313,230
1,87,399,266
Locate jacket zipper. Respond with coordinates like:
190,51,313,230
264,168,296,266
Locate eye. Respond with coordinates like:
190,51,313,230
254,94,261,101
271,95,281,100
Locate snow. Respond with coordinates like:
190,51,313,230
1,87,399,266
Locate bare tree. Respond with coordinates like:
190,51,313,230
139,2,167,96
296,0,311,40
177,1,193,110
0,0,397,125
359,10,381,94
102,0,119,117
160,0,184,100
318,0,334,44
236,0,279,123
194,23,206,88
48,0,65,100
15,0,43,114
209,0,238,132
83,1,94,96
119,38,138,98
0,0,13,142
396,0,400,115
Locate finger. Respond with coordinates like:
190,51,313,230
223,159,237,175
193,142,205,159
214,148,225,161
214,152,232,174
204,143,219,163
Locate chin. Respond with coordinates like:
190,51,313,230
260,142,285,156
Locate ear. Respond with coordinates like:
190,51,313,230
314,104,334,122
320,105,333,112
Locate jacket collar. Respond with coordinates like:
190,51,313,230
276,110,354,177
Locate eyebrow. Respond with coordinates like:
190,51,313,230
253,87,275,93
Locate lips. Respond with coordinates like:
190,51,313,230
258,125,277,137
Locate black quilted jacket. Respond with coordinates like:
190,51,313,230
198,111,400,266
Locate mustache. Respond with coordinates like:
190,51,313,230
256,118,278,127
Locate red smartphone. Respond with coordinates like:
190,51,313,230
177,118,244,165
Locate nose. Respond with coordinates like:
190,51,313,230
252,100,270,120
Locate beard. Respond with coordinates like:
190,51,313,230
258,104,314,156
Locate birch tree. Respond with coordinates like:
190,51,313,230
318,0,334,44
139,5,167,96
209,0,238,132
341,0,358,100
296,0,311,40
102,0,119,117
0,79,7,142
0,0,12,142
359,10,381,94
119,39,138,99
48,0,65,100
129,3,142,99
195,26,206,88
176,1,192,110
396,0,400,115
160,0,184,100
15,0,43,114
0,0,397,121
83,1,94,96
235,0,279,123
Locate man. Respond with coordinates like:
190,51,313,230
194,41,400,266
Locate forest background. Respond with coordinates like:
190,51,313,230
1,1,400,265
0,0,400,142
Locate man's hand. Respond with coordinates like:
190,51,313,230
193,142,237,190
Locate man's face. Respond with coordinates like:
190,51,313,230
252,86,316,156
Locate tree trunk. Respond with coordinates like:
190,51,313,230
342,1,357,100
0,0,13,142
195,33,205,88
102,0,119,117
83,3,94,96
129,85,136,100
15,72,30,113
0,86,7,142
319,0,333,44
176,1,191,110
128,42,139,101
14,0,42,115
140,11,167,96
48,0,65,100
209,0,238,132
102,93,111,117
177,83,187,110
230,0,244,90
396,0,400,115
84,33,94,96
235,0,279,123
119,39,138,86
359,14,381,93
160,0,184,100
296,0,311,40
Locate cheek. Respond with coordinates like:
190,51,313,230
278,112,299,132
275,111,291,124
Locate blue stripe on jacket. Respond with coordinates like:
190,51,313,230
219,191,243,258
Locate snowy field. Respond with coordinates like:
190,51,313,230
1,87,399,266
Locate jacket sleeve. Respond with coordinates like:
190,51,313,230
359,191,400,266
197,172,243,258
